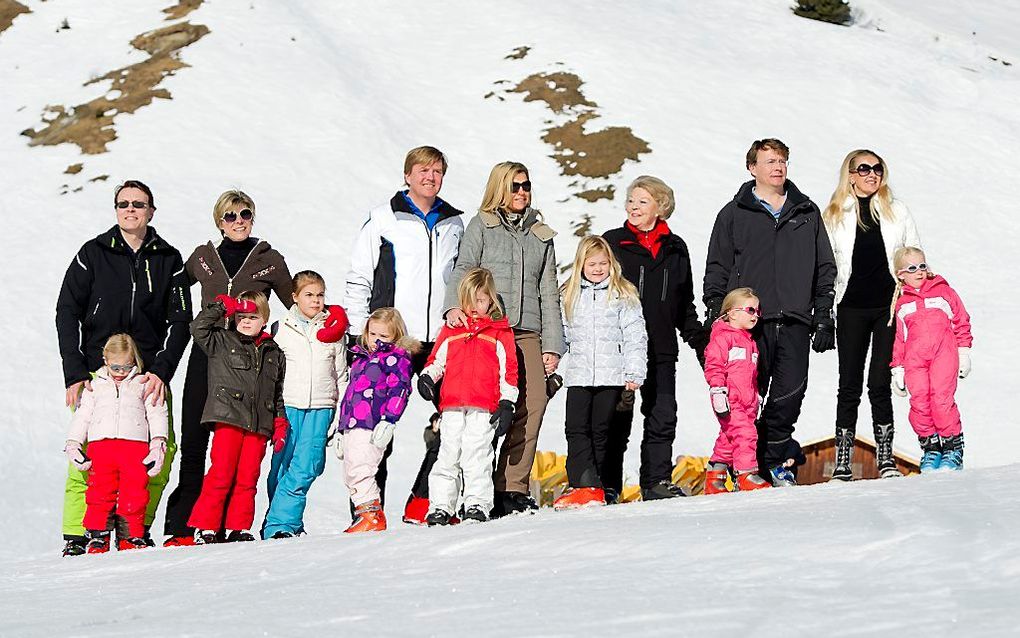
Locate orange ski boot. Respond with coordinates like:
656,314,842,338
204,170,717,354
553,487,606,511
735,470,772,492
704,463,731,495
345,500,387,533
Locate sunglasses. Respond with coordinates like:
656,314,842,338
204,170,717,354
897,262,928,274
107,363,135,374
852,163,884,177
731,306,761,317
511,181,532,193
221,209,254,223
116,200,149,209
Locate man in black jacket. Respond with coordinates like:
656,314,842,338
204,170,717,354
703,139,836,485
56,180,192,555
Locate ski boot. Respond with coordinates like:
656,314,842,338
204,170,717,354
194,529,220,545
830,427,854,482
768,465,797,487
345,500,386,533
270,530,296,540
735,470,771,491
918,434,942,473
493,491,539,518
553,487,606,510
62,537,87,557
85,530,111,554
163,535,197,547
402,496,430,526
704,463,731,495
462,505,489,523
117,537,149,551
641,480,687,501
603,487,620,505
939,434,964,471
226,530,257,542
426,509,454,526
874,423,901,478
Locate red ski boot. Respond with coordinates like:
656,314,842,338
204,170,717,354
117,537,149,551
553,487,606,510
735,471,771,492
402,496,430,526
704,464,731,495
163,535,197,547
85,530,110,554
345,500,387,533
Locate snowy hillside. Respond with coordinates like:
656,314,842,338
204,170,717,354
1,0,1019,615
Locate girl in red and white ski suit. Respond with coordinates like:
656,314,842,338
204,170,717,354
419,268,518,521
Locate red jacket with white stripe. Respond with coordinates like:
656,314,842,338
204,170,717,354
423,314,519,413
891,275,972,368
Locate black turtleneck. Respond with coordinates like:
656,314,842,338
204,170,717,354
841,196,894,309
217,236,257,279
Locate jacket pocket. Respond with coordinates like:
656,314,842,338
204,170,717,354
215,385,245,403
228,350,251,370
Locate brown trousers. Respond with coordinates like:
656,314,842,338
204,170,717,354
495,330,549,493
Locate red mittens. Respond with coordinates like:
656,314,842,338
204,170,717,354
316,305,350,344
272,417,289,454
215,294,257,317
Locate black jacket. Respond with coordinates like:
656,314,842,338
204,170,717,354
56,226,192,388
190,301,286,438
703,180,836,325
604,225,707,360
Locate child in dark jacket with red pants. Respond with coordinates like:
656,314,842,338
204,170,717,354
416,268,518,525
187,291,288,544
703,287,772,494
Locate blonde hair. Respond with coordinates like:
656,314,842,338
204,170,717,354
480,162,532,216
888,246,929,325
823,149,895,230
626,175,675,220
360,307,422,355
560,236,639,323
403,146,448,179
236,290,270,322
103,333,144,371
458,268,504,320
721,287,759,322
212,189,256,232
292,270,325,295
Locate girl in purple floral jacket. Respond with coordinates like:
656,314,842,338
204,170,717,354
337,307,420,533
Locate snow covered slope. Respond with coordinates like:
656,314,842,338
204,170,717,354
3,466,1019,636
1,0,1018,569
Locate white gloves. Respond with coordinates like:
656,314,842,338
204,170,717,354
958,347,971,379
710,387,730,415
334,431,344,461
64,440,91,471
143,438,167,477
371,421,396,450
891,367,907,397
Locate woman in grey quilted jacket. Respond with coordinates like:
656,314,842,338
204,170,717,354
439,161,563,517
553,236,647,510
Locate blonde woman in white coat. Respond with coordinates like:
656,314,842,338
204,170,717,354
261,271,349,539
822,149,920,481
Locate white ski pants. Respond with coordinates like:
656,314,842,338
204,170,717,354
428,408,496,514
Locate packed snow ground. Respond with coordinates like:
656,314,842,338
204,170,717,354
1,0,1019,633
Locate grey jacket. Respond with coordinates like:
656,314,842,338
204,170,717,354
443,209,564,354
561,278,647,387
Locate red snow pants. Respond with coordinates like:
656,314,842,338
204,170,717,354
904,335,961,438
83,439,150,538
188,423,268,532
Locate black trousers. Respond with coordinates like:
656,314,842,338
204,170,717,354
606,357,678,490
835,305,895,432
755,319,811,470
564,386,622,488
163,347,211,537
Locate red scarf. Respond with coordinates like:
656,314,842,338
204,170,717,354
626,219,670,258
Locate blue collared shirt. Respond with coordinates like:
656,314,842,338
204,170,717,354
402,191,443,232
752,187,786,220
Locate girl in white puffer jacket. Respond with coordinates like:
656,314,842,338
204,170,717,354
555,236,647,510
261,271,349,539
64,334,168,552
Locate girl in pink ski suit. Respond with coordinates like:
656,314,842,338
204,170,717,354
889,247,972,469
703,288,770,493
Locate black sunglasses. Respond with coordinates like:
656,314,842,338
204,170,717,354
221,209,254,223
511,181,532,193
852,163,884,177
116,200,149,209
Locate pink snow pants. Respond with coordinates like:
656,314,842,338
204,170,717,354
710,391,759,472
342,428,385,506
904,336,961,438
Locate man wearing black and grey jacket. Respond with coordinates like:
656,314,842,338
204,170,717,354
703,139,836,486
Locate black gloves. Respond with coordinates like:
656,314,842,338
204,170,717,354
490,399,516,437
690,327,710,369
546,373,563,399
811,309,836,353
616,389,635,412
417,375,436,402
704,297,723,330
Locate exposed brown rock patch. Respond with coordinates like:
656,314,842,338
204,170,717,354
505,46,530,60
0,0,29,36
575,186,616,203
511,71,595,114
64,163,83,175
163,0,203,20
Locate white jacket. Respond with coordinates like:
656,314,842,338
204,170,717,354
273,307,349,410
67,368,169,444
561,278,648,387
825,196,921,305
344,193,464,342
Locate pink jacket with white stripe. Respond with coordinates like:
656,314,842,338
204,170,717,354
67,368,169,444
703,319,759,411
891,275,972,368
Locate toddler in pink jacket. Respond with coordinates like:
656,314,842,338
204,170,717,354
64,334,168,553
889,247,972,472
703,288,771,494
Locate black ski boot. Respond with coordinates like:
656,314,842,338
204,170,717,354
641,480,687,501
462,505,488,523
940,434,964,471
492,491,539,518
194,529,219,545
62,537,87,557
874,423,901,478
225,530,256,542
830,427,854,482
426,509,454,526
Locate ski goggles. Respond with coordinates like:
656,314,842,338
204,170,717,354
897,262,928,274
731,306,761,317
107,363,135,374
116,200,150,209
511,180,532,193
221,209,254,223
852,163,884,177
